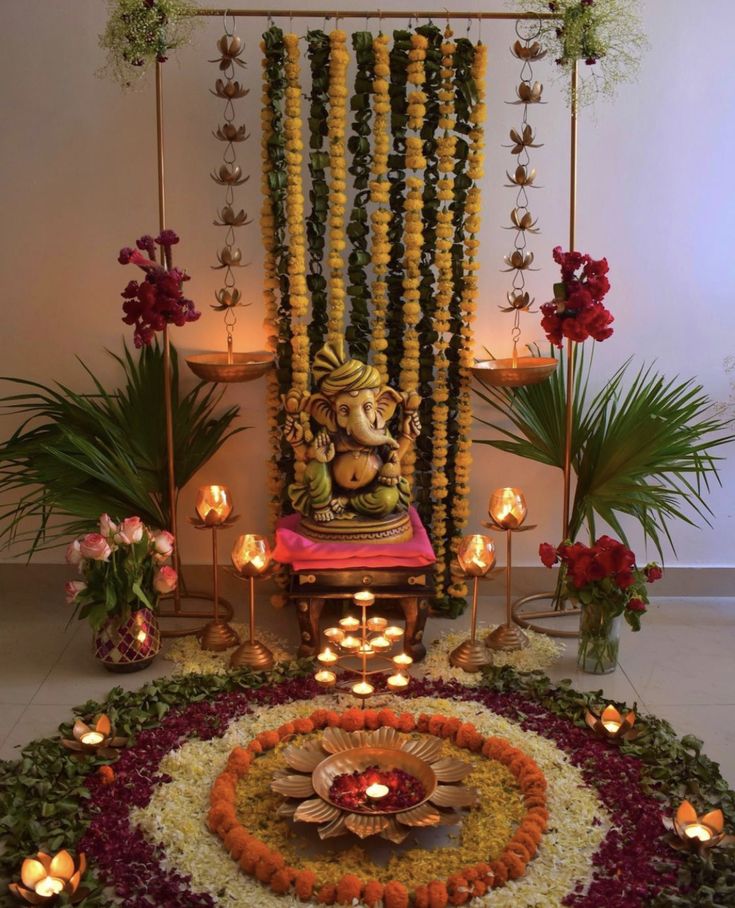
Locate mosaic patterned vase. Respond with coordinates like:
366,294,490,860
93,606,161,673
577,602,621,674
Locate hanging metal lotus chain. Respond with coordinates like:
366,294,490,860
210,12,251,327
502,20,546,357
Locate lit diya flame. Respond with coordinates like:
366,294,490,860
585,704,638,741
193,484,236,526
60,715,127,759
664,800,734,852
9,850,88,905
272,726,478,844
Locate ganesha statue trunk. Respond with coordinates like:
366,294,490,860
283,340,421,543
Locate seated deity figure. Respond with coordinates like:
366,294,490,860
283,340,421,542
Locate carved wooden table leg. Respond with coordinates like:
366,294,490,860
297,597,325,658
400,596,429,662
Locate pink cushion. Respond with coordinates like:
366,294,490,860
273,507,436,571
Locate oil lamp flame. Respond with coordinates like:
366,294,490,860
231,534,271,576
195,484,233,525
488,487,527,529
365,783,389,800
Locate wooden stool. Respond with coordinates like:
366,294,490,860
289,567,433,661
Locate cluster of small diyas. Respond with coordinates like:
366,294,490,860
314,590,409,701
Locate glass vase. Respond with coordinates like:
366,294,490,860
577,602,621,674
93,606,161,673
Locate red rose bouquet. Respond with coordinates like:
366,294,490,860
540,246,613,346
118,230,200,347
540,536,661,672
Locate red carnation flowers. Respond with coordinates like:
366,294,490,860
540,246,613,347
540,535,662,630
118,230,200,347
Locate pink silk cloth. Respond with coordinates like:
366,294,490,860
273,507,436,571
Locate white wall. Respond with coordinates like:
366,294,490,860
1,0,734,568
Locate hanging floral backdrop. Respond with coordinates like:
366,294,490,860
259,25,486,616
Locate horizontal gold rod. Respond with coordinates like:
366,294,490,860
194,9,559,20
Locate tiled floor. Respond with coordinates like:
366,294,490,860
1,565,733,786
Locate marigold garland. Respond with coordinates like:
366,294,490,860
430,26,457,600
368,32,391,386
209,707,547,904
398,33,428,484
326,30,349,343
448,41,486,600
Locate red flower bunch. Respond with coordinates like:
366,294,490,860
540,535,662,630
328,766,426,813
540,246,613,346
118,230,200,347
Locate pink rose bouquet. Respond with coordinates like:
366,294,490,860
64,513,177,629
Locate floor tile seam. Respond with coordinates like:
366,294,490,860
28,622,85,707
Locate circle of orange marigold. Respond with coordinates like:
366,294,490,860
208,707,548,903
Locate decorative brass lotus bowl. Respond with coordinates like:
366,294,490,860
272,726,477,844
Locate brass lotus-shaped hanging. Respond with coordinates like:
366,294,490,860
211,78,249,100
211,164,249,186
511,40,546,62
210,34,246,70
272,726,477,844
212,288,243,311
213,123,250,143
509,208,540,233
214,246,244,269
508,125,542,155
500,290,535,313
61,715,127,759
214,205,252,228
503,250,536,271
515,81,544,104
506,165,537,188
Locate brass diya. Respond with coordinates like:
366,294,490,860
471,356,557,388
272,726,476,844
185,350,273,384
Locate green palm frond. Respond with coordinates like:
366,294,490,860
0,342,246,555
474,346,734,558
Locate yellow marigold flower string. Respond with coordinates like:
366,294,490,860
326,30,349,343
260,41,285,529
399,32,428,484
283,34,310,482
449,41,487,600
430,26,457,598
368,32,391,385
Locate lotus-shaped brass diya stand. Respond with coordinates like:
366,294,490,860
272,726,477,844
61,715,127,760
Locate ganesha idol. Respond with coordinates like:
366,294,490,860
283,340,421,543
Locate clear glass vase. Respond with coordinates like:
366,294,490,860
577,602,621,674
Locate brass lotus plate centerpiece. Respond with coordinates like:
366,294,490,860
272,726,477,844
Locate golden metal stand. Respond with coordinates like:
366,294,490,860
230,576,274,670
512,60,582,638
449,574,493,672
486,528,530,650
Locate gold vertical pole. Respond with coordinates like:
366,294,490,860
469,576,479,643
211,529,219,620
505,529,512,624
249,577,255,643
561,60,579,541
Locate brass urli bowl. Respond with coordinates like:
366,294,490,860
272,726,476,843
185,351,273,383
312,746,437,815
471,356,557,387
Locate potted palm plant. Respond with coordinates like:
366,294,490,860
65,514,177,672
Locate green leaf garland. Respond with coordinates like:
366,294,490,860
345,31,375,361
305,30,331,364
262,26,295,498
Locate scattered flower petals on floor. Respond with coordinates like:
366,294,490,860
164,624,291,675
